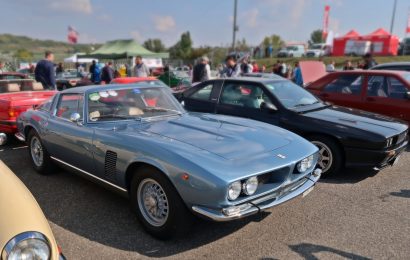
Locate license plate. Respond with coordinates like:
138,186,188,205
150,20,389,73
302,186,314,197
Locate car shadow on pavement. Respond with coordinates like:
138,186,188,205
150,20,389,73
287,243,371,260
4,149,269,258
390,189,410,199
318,167,378,184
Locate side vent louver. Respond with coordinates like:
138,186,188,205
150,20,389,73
104,151,118,181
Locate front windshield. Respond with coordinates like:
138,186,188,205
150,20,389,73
87,87,184,122
286,46,297,51
265,80,319,109
312,45,323,50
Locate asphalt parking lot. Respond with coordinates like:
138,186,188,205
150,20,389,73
1,139,409,260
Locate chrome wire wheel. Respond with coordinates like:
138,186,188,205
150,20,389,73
137,178,169,227
30,136,44,167
312,140,333,173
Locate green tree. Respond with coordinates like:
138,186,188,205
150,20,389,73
169,31,193,60
143,38,166,53
14,48,33,61
262,34,284,50
310,29,324,44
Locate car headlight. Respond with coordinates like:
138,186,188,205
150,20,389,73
227,181,242,200
296,155,314,172
242,176,258,195
2,232,51,260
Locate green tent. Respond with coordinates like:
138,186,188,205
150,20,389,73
78,39,169,59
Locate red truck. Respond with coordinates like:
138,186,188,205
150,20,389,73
0,76,56,144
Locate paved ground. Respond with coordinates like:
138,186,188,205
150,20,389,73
1,139,409,260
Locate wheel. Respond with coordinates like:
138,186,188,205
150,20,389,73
130,167,192,239
27,130,55,175
308,135,343,176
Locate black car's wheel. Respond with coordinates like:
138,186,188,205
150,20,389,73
27,130,54,175
130,167,192,239
308,135,343,176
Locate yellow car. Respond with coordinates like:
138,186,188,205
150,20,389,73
0,161,65,260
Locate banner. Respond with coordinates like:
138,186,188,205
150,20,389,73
407,10,410,33
67,26,79,44
322,5,330,40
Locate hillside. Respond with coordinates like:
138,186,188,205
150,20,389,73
0,34,101,61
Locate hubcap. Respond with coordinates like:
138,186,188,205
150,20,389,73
30,136,44,167
311,141,333,173
137,178,169,227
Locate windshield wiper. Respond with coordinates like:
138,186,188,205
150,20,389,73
91,114,138,120
143,107,182,115
292,101,321,108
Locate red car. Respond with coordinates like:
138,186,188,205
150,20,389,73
307,70,410,124
0,72,28,80
0,78,56,140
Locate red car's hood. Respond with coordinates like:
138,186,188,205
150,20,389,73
299,61,327,85
0,91,56,105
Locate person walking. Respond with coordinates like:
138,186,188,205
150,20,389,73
133,56,150,77
362,53,377,69
34,51,56,89
56,63,64,74
101,61,114,84
192,56,210,83
292,62,303,86
222,56,241,78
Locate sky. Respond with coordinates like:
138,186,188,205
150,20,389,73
1,0,410,47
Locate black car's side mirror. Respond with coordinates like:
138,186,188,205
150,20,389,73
260,102,278,113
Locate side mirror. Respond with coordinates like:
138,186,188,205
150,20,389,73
69,112,81,124
260,102,278,113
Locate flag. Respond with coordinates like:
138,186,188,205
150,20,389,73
322,5,330,40
407,10,410,33
67,26,79,44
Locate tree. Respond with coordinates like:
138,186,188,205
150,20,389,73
262,34,284,50
310,29,324,44
14,48,33,61
169,31,193,60
143,38,166,53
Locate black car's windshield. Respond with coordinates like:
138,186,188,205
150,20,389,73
265,80,320,109
87,87,184,122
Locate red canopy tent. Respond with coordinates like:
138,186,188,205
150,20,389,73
332,30,360,56
331,28,399,56
360,28,399,56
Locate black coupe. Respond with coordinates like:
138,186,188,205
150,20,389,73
180,77,408,175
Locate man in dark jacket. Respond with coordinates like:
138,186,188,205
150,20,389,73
192,56,210,83
362,53,377,69
34,51,56,89
101,61,114,84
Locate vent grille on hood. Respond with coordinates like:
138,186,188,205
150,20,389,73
105,151,117,181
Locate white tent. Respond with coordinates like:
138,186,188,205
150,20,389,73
64,53,97,63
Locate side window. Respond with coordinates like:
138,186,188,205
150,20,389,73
323,75,363,95
190,84,214,101
367,76,388,97
220,83,271,109
386,77,408,99
37,97,54,112
56,94,84,120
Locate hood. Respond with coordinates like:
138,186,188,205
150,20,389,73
138,114,292,160
299,61,327,85
302,105,408,137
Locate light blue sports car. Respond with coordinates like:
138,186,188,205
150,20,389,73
16,84,321,239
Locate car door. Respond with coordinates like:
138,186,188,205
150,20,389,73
215,81,280,124
364,75,410,122
318,74,365,109
183,81,221,113
45,93,96,173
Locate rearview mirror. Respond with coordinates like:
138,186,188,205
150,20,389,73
260,102,278,113
69,112,81,123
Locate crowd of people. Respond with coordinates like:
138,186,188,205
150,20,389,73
1,50,380,90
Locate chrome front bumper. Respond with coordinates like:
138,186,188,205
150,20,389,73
15,132,26,142
192,169,321,222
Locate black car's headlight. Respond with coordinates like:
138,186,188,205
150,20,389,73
296,155,314,173
1,232,51,260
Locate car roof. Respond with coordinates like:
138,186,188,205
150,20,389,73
371,62,410,68
61,83,166,94
110,77,157,84
326,70,408,76
214,77,286,84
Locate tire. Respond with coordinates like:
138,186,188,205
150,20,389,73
308,135,343,176
130,167,192,239
27,130,55,175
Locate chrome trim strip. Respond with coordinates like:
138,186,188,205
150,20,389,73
50,156,127,192
15,132,26,142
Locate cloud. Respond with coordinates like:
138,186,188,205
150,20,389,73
153,15,176,32
48,0,93,14
130,31,143,43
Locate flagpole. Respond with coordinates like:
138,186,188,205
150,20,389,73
390,0,397,34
